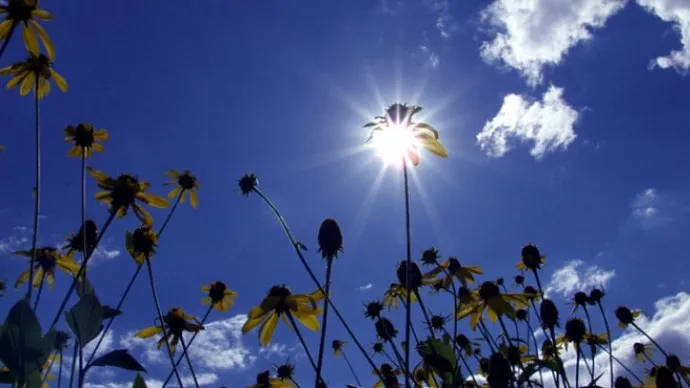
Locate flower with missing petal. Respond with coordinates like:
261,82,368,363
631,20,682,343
88,167,168,226
0,53,66,98
615,306,641,328
135,307,204,354
332,339,345,356
456,281,529,330
517,244,545,272
242,285,324,346
14,247,78,289
423,257,483,288
0,0,55,58
201,281,237,312
164,170,200,208
383,283,417,310
64,123,108,157
125,225,158,265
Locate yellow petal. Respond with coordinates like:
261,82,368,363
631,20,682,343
201,284,210,293
164,170,180,179
91,143,104,153
14,269,30,288
50,69,68,92
167,186,182,200
292,311,319,331
32,269,44,288
30,20,54,60
32,9,53,21
93,129,108,141
189,190,198,208
46,272,55,288
136,326,164,339
201,296,212,306
0,19,12,38
242,313,268,334
138,193,169,208
258,313,279,346
418,133,448,158
132,203,153,226
22,24,39,56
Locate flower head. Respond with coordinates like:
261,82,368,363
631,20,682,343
455,334,477,356
62,220,98,256
518,244,545,271
423,257,483,289
427,313,449,333
396,260,422,291
242,285,324,346
238,173,258,196
571,291,589,313
364,300,385,320
456,281,528,330
64,123,108,157
332,339,345,356
420,247,440,266
383,283,417,310
514,275,525,286
55,330,70,350
14,247,78,289
165,170,200,208
0,279,5,296
201,281,237,312
557,318,587,351
317,218,343,260
372,342,385,355
540,299,560,329
0,0,55,58
614,376,633,388
275,362,296,381
615,306,641,328
88,167,168,226
0,53,66,98
125,225,158,265
634,342,653,363
375,317,398,341
135,307,204,354
588,288,605,305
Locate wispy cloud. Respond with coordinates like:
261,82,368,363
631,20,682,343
476,85,578,159
545,259,616,298
637,0,690,74
423,0,456,39
91,246,121,262
630,188,676,230
258,342,287,358
480,0,626,85
357,283,374,291
0,235,28,255
379,0,404,15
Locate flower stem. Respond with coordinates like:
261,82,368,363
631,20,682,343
286,311,319,376
251,187,383,382
49,211,116,331
33,274,45,311
314,257,334,387
341,349,362,387
57,349,64,388
179,336,199,388
0,21,17,62
87,193,182,365
69,341,78,388
525,319,545,387
80,155,87,296
27,73,41,304
583,306,596,381
161,304,213,388
402,159,412,388
596,343,644,384
632,322,669,358
597,302,614,388
144,258,183,387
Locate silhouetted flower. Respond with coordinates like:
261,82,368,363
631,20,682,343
514,275,525,286
517,244,545,271
420,247,440,266
540,299,560,329
165,170,200,208
614,376,633,388
456,281,528,330
13,247,78,289
427,313,449,332
364,301,385,320
383,283,416,310
238,173,258,196
487,352,513,388
0,53,66,98
615,306,640,328
423,257,483,288
396,260,422,291
557,318,587,351
125,225,158,265
135,307,204,354
64,123,108,157
634,342,653,363
588,288,605,305
332,339,345,356
0,0,55,58
62,220,98,256
318,218,343,260
375,317,398,341
201,281,237,312
54,330,70,350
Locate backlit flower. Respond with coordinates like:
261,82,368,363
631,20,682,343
238,173,258,196
423,257,483,288
383,283,417,310
456,281,529,330
201,281,237,312
248,370,294,388
125,225,158,265
62,220,98,256
135,307,204,354
0,53,66,98
517,244,545,272
13,247,78,289
373,363,402,388
242,285,324,346
88,167,168,226
615,306,641,328
318,218,343,260
634,342,653,363
64,123,108,157
164,170,200,208
332,339,345,356
0,0,55,58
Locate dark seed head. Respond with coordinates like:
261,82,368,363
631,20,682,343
455,334,470,348
54,331,70,349
318,218,343,260
421,247,440,265
396,260,422,291
487,352,513,388
479,358,490,375
506,345,522,366
364,301,384,320
666,354,681,370
457,286,472,302
521,244,543,271
516,308,528,321
496,277,504,286
573,291,588,307
614,377,633,388
256,371,270,384
588,288,605,304
238,173,258,196
654,366,676,388
633,342,645,355
540,299,560,329
542,340,555,358
478,281,501,301
514,275,525,286
375,318,398,341
565,318,587,344
615,306,635,325
275,363,295,380
208,281,228,304
524,286,539,301
373,342,385,354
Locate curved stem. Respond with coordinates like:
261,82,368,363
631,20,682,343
286,311,319,375
525,319,545,388
458,352,479,388
597,302,614,388
289,377,302,388
144,258,183,387
583,306,596,381
596,343,644,384
0,21,17,62
575,350,580,388
251,188,383,382
162,305,213,387
179,336,199,388
402,159,412,387
49,212,116,330
341,349,362,387
631,322,668,358
314,258,333,387
27,74,41,303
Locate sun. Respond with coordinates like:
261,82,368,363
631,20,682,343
369,125,419,167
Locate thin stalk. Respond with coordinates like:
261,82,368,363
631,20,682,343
597,302,614,388
413,291,442,388
631,322,668,358
57,349,64,388
68,341,78,388
478,320,499,353
402,159,412,388
286,311,319,374
144,258,183,387
289,377,302,388
596,343,644,384
33,274,45,311
0,21,17,61
77,330,84,388
498,316,534,388
252,188,383,381
525,319,545,388
80,155,87,295
583,307,596,381
341,349,362,387
458,352,479,388
40,352,56,385
162,305,213,387
314,258,334,387
382,349,401,370
549,326,571,388
49,212,116,330
576,350,580,388
179,336,199,388
27,73,41,303
87,192,182,364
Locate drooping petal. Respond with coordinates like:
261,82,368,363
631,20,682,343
30,20,53,59
0,20,12,38
46,272,55,288
22,24,39,56
132,203,153,226
32,9,53,21
242,311,269,334
136,326,164,339
164,170,180,179
14,269,30,288
93,129,108,141
189,190,198,208
167,186,182,200
418,133,448,158
258,312,279,346
292,311,319,331
200,284,210,293
50,69,67,92
91,143,104,153
137,193,169,208
201,296,212,306
19,72,35,96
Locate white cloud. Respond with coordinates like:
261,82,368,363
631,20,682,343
357,283,373,291
545,259,616,298
92,246,121,261
258,342,287,358
423,0,456,39
0,235,28,254
630,188,674,229
637,0,690,73
84,373,218,388
476,85,579,159
419,45,441,69
480,0,627,85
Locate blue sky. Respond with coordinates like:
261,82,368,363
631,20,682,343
1,0,690,386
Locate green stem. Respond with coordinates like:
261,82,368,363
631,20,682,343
583,306,596,381
57,349,63,388
80,155,87,296
314,258,334,387
596,343,644,384
49,211,116,330
286,311,319,376
27,73,41,303
341,349,362,387
0,21,17,62
402,159,412,387
161,305,213,387
179,336,199,388
144,258,183,387
32,274,45,311
597,302,614,388
252,187,383,382
632,322,669,358
68,341,78,388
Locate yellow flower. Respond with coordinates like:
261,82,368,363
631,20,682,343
372,363,403,388
135,307,204,354
634,342,654,363
365,103,448,166
64,123,108,157
242,285,324,346
13,247,79,289
456,281,529,330
201,281,238,312
0,0,55,59
247,370,295,388
88,167,168,226
164,169,200,208
383,283,417,310
0,53,66,98
125,225,158,265
422,258,483,288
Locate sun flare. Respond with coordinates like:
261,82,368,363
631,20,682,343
369,125,419,167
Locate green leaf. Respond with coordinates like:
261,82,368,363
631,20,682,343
76,275,97,299
65,292,104,346
102,306,122,320
517,362,540,386
132,373,148,388
25,370,42,388
0,299,46,380
417,337,457,382
89,349,146,372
